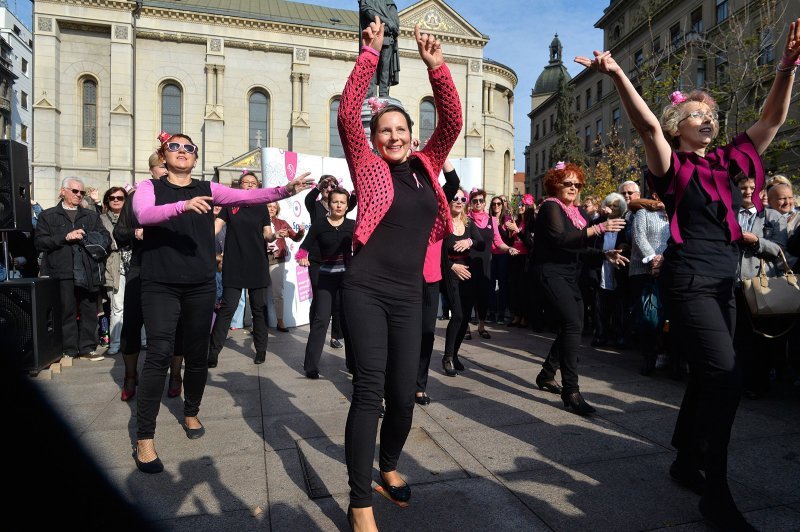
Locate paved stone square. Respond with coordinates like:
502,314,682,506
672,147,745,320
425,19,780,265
29,322,800,531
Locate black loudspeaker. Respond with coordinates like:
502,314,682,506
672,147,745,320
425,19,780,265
0,139,32,232
0,277,62,372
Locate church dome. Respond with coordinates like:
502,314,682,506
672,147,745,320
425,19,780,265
533,34,571,95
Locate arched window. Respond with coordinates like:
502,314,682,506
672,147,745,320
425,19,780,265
249,90,269,150
419,98,436,147
161,82,182,134
329,97,344,158
81,78,97,148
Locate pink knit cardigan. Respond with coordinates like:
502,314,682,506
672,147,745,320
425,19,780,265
338,50,463,249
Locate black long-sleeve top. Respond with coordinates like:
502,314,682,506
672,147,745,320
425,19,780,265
532,201,602,278
113,191,143,274
300,217,355,273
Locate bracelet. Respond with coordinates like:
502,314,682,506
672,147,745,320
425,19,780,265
595,223,606,235
777,63,797,74
780,55,800,67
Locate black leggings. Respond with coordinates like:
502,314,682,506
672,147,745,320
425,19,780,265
470,259,490,321
120,271,143,354
138,280,215,440
444,272,475,359
416,281,439,393
304,272,350,373
535,269,584,394
209,286,269,359
342,288,421,508
309,263,343,340
665,273,740,493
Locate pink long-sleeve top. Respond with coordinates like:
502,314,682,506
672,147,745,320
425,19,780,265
132,179,289,225
337,48,463,249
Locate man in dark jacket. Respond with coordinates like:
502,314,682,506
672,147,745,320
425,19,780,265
35,177,111,360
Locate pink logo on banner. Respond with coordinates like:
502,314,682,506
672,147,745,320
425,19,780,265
284,151,298,182
296,264,312,302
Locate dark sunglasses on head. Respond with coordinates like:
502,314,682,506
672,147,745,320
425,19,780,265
109,195,125,201
561,181,583,190
452,197,467,203
471,198,485,204
67,188,86,196
165,142,198,154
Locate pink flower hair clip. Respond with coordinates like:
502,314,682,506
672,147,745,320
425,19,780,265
367,97,387,114
470,187,478,194
523,193,535,206
554,161,566,170
241,168,251,175
670,91,687,106
157,131,171,144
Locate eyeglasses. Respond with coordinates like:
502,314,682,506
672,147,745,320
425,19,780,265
165,142,198,154
452,197,467,203
490,201,502,206
679,110,718,123
561,181,583,190
109,195,125,201
621,191,636,196
66,188,86,196
471,198,485,204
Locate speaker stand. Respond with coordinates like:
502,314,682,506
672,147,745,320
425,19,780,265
1,232,9,280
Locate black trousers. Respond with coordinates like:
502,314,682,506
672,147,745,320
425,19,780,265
665,273,740,492
535,269,584,394
444,273,475,359
416,281,439,393
59,279,98,356
342,288,421,507
309,263,343,340
304,272,350,373
471,265,490,322
594,287,623,342
489,253,509,320
209,286,269,359
507,254,529,317
138,280,215,440
120,271,143,354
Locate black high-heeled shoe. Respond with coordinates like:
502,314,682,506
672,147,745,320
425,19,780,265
379,471,411,502
442,356,457,377
535,375,562,394
453,356,465,371
562,391,596,415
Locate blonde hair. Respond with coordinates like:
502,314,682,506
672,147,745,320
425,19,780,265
148,151,162,168
660,90,719,148
452,188,469,226
766,174,792,191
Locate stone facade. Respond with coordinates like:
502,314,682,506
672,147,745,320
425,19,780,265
31,0,517,207
0,7,31,148
527,0,800,197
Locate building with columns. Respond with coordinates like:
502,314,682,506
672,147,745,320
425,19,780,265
32,0,517,207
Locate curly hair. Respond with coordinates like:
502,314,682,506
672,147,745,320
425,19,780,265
660,90,719,148
543,162,585,196
601,192,628,219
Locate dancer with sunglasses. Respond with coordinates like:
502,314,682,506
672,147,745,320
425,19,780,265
130,132,313,474
338,17,462,530
576,19,799,530
533,162,626,415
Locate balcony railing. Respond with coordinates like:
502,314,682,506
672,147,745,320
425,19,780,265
0,97,11,112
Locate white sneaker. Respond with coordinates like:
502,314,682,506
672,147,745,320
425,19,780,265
80,351,105,362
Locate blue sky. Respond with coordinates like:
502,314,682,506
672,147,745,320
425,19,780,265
9,0,608,170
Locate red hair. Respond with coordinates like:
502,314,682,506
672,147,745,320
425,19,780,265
543,163,585,196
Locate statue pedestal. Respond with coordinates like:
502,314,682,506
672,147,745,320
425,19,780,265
361,96,405,150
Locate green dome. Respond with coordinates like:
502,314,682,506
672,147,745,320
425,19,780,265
533,34,571,95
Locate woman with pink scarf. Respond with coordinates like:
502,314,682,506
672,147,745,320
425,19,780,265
532,162,626,415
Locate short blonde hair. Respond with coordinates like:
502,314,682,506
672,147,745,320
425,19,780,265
660,90,719,148
267,201,281,216
148,151,162,168
766,174,792,191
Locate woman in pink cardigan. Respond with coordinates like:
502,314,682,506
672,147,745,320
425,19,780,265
338,17,462,530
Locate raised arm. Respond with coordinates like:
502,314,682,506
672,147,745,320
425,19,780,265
746,18,800,155
441,160,460,202
416,25,463,173
576,51,672,177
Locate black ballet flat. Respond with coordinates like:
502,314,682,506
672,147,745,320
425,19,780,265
132,449,164,474
562,391,596,416
415,393,431,406
380,471,411,502
535,375,562,395
183,424,205,440
254,351,266,364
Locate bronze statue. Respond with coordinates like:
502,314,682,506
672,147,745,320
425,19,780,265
358,1,400,97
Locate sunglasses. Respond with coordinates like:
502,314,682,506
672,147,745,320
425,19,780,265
165,142,198,154
66,188,86,196
491,201,502,206
621,191,636,196
471,198,485,204
452,197,467,203
561,181,583,190
108,195,125,201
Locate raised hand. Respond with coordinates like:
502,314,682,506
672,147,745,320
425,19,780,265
362,15,385,52
285,172,315,196
575,50,621,76
780,18,800,66
415,24,443,70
